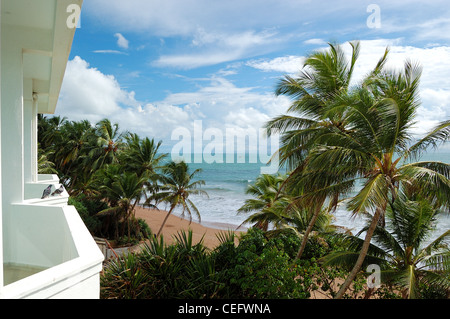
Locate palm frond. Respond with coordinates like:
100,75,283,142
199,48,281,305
406,120,450,160
347,173,389,215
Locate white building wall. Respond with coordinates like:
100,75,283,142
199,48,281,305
0,0,103,298
1,23,25,264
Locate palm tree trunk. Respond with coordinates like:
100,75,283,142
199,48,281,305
156,205,175,237
334,207,382,299
295,201,324,260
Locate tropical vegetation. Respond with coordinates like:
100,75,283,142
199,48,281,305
38,115,205,244
148,160,208,237
39,40,450,299
323,192,450,299
264,40,450,298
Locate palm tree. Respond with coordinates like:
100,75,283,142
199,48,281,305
266,41,365,170
55,120,96,189
97,170,147,239
37,144,57,174
147,161,207,237
300,64,450,298
238,173,337,241
265,41,374,261
266,41,450,298
237,173,288,230
119,133,167,205
38,115,67,152
120,133,166,177
323,193,450,298
89,119,124,171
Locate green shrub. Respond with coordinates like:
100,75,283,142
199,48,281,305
100,228,378,299
101,230,222,299
213,228,310,299
137,217,152,239
101,253,150,299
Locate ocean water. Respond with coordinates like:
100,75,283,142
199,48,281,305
165,152,449,243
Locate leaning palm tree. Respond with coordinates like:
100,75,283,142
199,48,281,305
322,192,450,299
147,161,208,237
266,41,450,298
265,41,375,261
300,64,450,298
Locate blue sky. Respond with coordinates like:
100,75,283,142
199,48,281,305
56,0,450,153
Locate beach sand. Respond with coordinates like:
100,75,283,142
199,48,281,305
134,206,246,249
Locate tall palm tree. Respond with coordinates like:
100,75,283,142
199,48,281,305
299,63,450,298
89,119,124,171
323,192,450,298
148,161,207,237
265,41,375,261
119,133,167,205
120,133,166,178
266,41,450,298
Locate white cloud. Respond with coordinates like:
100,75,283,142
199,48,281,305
153,29,283,69
224,107,271,130
160,76,290,127
303,38,327,46
244,40,450,138
56,57,290,145
246,56,305,74
114,33,129,49
93,49,128,55
56,56,193,139
57,56,130,122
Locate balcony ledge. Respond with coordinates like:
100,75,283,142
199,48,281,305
24,174,69,206
1,197,104,298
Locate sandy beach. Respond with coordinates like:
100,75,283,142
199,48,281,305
134,206,246,249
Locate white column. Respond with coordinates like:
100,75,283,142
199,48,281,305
31,94,38,183
1,27,24,205
23,79,32,184
22,82,38,184
1,24,25,266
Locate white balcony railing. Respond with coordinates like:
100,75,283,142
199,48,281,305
1,175,104,299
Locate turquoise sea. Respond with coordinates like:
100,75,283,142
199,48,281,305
165,152,449,242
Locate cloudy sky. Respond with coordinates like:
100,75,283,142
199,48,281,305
56,0,450,153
